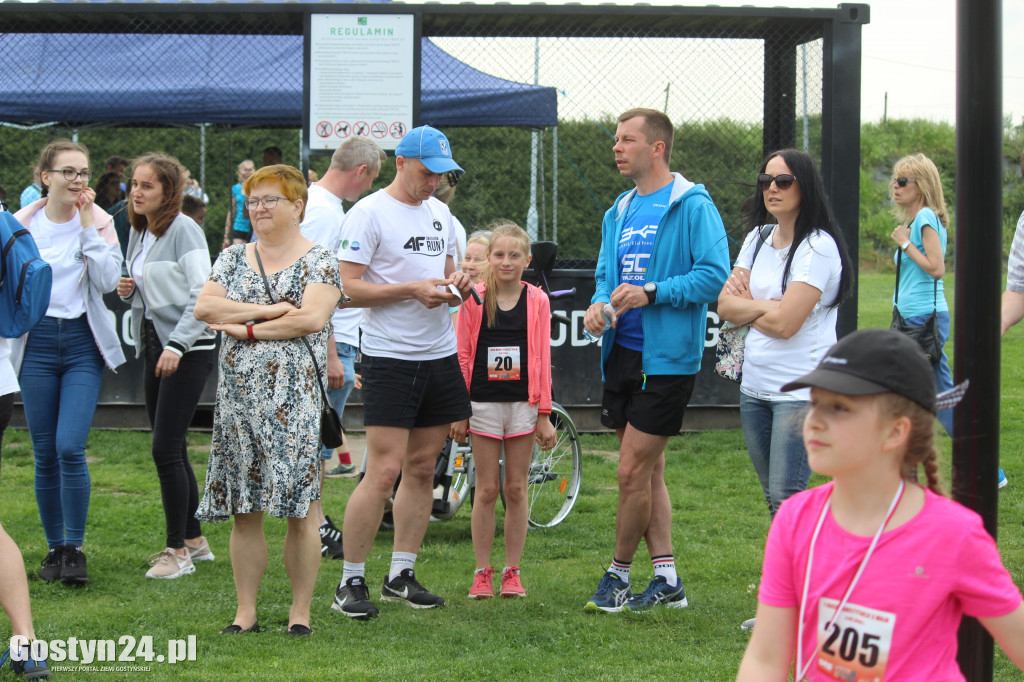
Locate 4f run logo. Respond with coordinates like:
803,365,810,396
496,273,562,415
404,236,445,256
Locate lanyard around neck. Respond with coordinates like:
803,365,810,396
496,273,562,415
795,479,906,681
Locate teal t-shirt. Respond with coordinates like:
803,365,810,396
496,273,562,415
615,182,672,350
893,206,948,316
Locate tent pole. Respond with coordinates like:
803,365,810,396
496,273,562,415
552,125,558,246
526,37,541,241
199,123,207,199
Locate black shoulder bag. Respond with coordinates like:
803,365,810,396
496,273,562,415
252,246,345,448
890,250,942,365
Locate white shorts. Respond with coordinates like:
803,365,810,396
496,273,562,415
469,401,538,440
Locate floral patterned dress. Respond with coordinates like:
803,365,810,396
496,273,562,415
196,244,341,522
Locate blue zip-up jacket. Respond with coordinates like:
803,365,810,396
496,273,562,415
592,172,730,378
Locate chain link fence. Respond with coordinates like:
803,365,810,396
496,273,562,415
0,5,842,267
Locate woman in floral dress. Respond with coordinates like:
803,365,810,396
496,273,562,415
194,164,342,637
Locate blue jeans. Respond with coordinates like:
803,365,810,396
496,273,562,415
320,342,356,460
740,393,810,519
902,311,953,437
19,316,105,548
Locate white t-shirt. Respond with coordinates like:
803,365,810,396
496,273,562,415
300,183,361,347
339,189,458,360
130,230,155,321
29,208,87,319
734,226,843,400
0,338,18,397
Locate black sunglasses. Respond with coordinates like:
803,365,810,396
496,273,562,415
895,177,917,188
757,173,797,191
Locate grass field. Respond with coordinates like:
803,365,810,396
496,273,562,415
1,271,1022,681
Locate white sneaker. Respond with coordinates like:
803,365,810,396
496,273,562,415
186,538,215,562
146,549,196,580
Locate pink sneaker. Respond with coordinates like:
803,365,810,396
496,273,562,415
500,566,526,598
468,566,495,599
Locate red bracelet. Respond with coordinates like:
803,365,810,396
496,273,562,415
246,324,255,341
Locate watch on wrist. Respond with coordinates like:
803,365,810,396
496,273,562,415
643,282,657,304
900,240,911,251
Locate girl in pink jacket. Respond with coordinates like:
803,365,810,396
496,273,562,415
451,222,556,600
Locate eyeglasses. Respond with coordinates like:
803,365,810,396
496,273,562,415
47,169,94,182
244,196,287,210
757,173,797,191
895,177,917,188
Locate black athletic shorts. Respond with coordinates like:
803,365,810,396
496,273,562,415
361,352,471,429
229,229,251,242
600,343,696,436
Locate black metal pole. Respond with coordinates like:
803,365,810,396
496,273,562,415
954,0,1002,679
820,4,868,338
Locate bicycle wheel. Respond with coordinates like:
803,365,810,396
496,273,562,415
432,440,473,521
524,402,582,528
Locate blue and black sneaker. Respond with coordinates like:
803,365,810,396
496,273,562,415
583,571,632,613
1,647,52,680
622,576,688,613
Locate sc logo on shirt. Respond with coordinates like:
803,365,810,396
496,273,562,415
620,253,650,274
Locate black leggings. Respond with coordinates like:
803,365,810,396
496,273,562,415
144,322,215,548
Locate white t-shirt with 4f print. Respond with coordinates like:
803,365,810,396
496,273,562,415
339,189,458,360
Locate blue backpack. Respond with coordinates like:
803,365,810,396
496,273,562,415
0,210,52,338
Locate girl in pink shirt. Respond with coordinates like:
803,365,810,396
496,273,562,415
737,328,1024,681
451,223,556,600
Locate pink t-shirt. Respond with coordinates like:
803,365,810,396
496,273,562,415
760,483,1021,681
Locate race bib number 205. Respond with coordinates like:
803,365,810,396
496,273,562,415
816,598,896,682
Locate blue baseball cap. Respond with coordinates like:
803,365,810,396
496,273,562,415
395,126,464,175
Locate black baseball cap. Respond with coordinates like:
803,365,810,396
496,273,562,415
781,328,937,414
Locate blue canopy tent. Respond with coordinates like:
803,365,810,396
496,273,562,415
0,35,557,128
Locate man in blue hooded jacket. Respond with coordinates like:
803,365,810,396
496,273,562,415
582,108,729,613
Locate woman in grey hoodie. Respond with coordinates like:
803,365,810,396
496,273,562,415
118,154,216,580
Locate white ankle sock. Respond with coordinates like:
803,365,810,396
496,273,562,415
652,555,678,585
389,552,416,581
608,558,631,584
342,561,365,584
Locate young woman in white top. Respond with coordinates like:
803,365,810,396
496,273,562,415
718,149,853,519
13,139,124,586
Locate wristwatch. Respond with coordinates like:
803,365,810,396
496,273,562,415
643,282,657,304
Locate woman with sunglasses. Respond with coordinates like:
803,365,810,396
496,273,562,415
194,164,342,636
888,154,957,438
718,149,853,520
118,154,217,580
12,139,125,585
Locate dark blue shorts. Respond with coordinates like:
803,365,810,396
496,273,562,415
600,343,695,436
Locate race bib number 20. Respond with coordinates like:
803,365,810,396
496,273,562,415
816,598,896,682
487,346,521,381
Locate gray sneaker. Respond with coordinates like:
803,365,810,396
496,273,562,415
325,463,358,478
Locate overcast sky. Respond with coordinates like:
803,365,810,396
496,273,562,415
435,0,1023,124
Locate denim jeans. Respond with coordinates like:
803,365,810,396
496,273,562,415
740,393,810,519
320,342,356,460
902,311,953,437
20,315,105,548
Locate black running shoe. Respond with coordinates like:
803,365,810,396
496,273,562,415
38,547,63,582
7,651,52,680
331,577,379,620
381,569,445,609
319,517,344,560
60,547,88,585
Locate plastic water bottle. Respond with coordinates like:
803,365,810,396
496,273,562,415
584,303,617,342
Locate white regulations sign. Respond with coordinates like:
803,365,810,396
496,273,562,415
308,14,414,152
